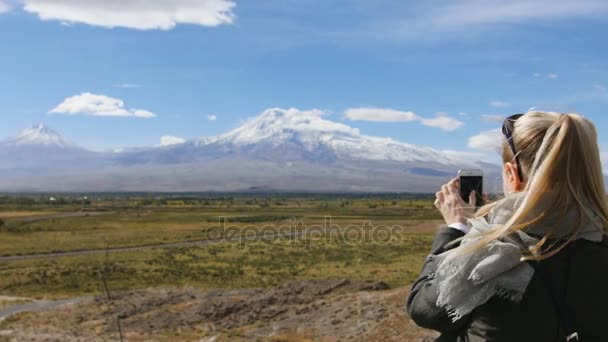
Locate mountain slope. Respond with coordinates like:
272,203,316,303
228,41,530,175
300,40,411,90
208,108,469,165
0,123,82,150
0,124,100,171
119,108,476,167
0,110,498,192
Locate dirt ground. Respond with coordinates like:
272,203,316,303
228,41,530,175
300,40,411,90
0,279,438,341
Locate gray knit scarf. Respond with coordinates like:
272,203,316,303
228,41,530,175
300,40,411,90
427,192,605,322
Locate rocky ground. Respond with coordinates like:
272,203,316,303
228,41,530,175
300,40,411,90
0,279,438,341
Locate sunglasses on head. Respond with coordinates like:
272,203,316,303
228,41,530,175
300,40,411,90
502,113,524,182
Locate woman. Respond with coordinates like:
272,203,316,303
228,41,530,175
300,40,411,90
407,111,608,341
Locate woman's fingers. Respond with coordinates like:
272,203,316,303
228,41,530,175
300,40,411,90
441,185,450,198
448,177,459,186
439,178,464,204
434,191,444,208
447,178,458,194
434,177,475,226
437,177,464,203
468,190,477,207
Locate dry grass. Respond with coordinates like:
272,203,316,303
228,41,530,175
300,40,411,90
0,211,57,219
0,296,32,310
0,196,440,299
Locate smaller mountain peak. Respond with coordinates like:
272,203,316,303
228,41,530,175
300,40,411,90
31,122,52,133
19,123,58,137
9,123,80,149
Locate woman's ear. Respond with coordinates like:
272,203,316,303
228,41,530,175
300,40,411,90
503,162,523,192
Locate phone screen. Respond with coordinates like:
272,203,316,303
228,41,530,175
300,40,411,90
460,176,483,207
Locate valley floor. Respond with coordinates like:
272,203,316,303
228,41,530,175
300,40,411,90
0,195,442,340
0,278,438,341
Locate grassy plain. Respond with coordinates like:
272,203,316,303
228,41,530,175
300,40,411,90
0,194,442,299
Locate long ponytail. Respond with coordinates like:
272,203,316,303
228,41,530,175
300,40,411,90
459,112,608,259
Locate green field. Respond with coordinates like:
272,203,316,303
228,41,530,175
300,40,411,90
0,194,441,299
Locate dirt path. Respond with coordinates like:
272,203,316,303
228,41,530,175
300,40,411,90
0,296,89,322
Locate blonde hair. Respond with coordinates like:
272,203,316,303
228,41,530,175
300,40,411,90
464,111,608,259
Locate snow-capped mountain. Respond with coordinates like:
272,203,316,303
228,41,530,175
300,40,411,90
0,123,81,149
0,124,99,172
121,108,476,168
0,109,498,192
204,108,468,165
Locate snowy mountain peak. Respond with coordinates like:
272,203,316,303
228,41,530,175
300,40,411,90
214,108,361,145
187,107,474,167
7,123,80,149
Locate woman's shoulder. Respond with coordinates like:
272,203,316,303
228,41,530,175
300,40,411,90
570,235,608,254
569,236,608,266
466,240,608,341
533,237,608,271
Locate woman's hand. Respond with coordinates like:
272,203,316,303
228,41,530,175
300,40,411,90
434,177,477,225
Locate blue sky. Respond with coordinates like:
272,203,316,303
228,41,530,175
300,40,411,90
1,0,608,161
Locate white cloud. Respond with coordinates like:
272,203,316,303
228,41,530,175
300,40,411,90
420,115,464,131
160,135,186,146
490,100,510,108
371,0,608,41
207,115,217,121
594,84,607,92
533,72,559,79
344,108,418,122
442,149,488,161
468,128,503,151
344,107,463,131
49,92,157,118
0,1,11,13
417,0,608,32
481,114,505,122
22,0,236,30
114,83,141,89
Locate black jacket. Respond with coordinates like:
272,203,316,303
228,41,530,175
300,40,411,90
407,227,608,341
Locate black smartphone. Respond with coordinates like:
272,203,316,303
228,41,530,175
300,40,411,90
458,169,483,207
